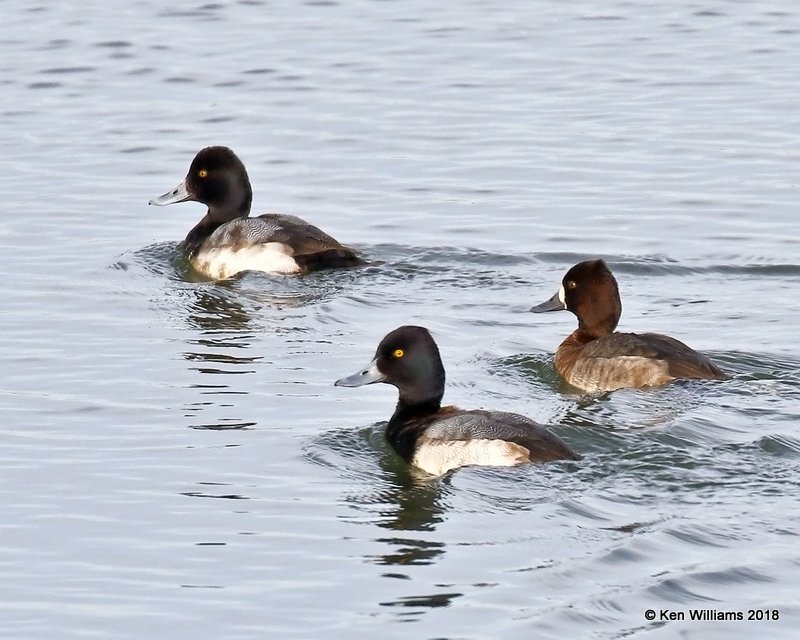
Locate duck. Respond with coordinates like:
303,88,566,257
335,325,580,476
149,146,361,279
530,259,727,392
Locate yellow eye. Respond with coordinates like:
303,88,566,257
393,348,405,359
198,169,208,178
566,280,577,290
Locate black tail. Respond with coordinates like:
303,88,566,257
295,248,364,272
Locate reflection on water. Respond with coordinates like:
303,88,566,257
181,482,250,501
373,453,449,533
119,242,373,430
181,288,261,430
305,425,451,568
366,480,448,568
184,287,258,333
332,433,459,614
379,590,464,617
184,410,257,432
373,537,447,567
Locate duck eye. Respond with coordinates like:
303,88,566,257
393,348,405,359
566,280,577,290
198,169,208,178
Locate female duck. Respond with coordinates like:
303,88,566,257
335,325,580,476
150,146,360,279
530,259,726,392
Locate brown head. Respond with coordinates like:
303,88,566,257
531,259,622,339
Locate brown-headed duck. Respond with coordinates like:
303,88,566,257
530,259,727,392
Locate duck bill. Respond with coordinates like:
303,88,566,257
530,286,566,313
149,179,191,206
335,358,386,387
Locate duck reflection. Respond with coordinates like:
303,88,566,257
372,536,446,566
367,461,466,615
313,425,452,569
183,284,256,333
360,454,466,614
177,279,330,430
307,422,450,556
180,287,260,430
378,591,464,614
177,270,358,431
372,454,448,534
180,480,249,501
129,241,361,431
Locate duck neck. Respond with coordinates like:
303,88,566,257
574,325,609,343
387,395,443,462
576,313,619,342
184,214,222,257
207,181,252,222
183,180,252,256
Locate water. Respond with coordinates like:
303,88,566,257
1,1,799,638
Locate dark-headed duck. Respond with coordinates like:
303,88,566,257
530,259,727,392
335,325,580,476
150,146,361,279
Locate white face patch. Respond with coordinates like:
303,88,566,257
558,284,566,306
193,243,302,279
411,438,531,476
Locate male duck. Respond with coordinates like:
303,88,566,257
150,146,360,279
336,325,580,476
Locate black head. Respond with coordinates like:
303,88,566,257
150,146,252,221
531,259,622,338
335,325,446,407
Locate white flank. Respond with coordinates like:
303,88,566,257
193,243,302,279
411,438,531,476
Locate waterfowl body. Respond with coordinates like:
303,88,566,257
149,146,360,279
530,259,727,392
335,325,580,476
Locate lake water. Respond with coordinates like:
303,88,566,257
1,1,799,638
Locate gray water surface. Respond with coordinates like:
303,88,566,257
1,1,799,638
